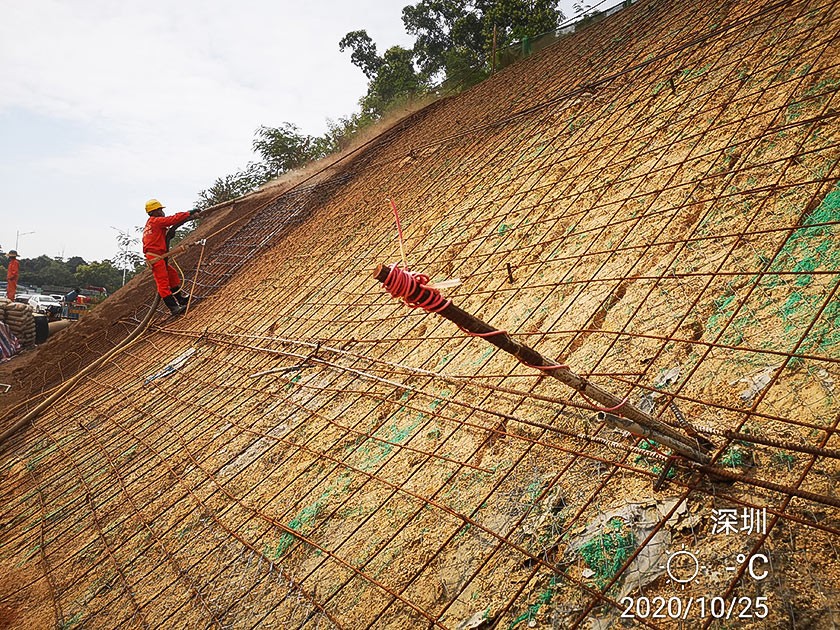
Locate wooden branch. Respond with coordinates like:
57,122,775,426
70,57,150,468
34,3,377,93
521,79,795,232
373,264,710,464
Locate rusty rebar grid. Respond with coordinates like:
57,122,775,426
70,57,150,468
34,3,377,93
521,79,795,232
2,1,840,628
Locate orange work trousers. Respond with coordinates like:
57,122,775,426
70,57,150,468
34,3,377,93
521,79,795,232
146,255,181,299
6,280,16,301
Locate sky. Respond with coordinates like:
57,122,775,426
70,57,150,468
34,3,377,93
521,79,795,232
0,0,610,263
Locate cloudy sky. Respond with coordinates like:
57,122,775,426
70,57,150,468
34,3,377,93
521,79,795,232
0,0,605,263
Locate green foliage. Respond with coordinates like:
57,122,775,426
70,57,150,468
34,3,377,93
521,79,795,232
719,446,748,468
194,162,267,211
323,110,379,151
402,0,485,79
340,0,565,115
771,451,796,470
113,227,144,277
65,256,86,273
17,255,77,287
194,123,339,211
340,27,427,117
439,47,489,89
252,123,332,176
403,0,563,82
167,225,196,249
579,518,635,588
360,46,427,116
481,0,563,51
194,2,570,211
338,30,383,79
194,2,570,212
74,260,126,294
3,252,134,295
634,439,676,478
573,3,604,30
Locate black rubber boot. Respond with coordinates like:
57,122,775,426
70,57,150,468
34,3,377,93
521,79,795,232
163,295,186,316
172,287,200,306
171,285,190,306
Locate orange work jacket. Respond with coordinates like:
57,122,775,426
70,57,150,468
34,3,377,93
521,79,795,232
6,258,19,282
142,212,191,255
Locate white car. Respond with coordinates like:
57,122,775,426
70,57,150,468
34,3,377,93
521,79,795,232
28,294,62,314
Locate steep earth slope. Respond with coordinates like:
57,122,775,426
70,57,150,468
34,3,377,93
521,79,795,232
1,0,838,628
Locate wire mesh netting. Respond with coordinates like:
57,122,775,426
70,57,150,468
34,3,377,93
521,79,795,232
1,0,839,628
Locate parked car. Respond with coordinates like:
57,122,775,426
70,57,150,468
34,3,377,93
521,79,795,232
28,294,62,315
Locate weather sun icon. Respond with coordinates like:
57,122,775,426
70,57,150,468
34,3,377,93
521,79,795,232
660,545,706,589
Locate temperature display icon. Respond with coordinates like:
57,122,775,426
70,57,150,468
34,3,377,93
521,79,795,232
725,553,769,580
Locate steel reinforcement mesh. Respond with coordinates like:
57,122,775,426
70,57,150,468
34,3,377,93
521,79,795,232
2,0,840,628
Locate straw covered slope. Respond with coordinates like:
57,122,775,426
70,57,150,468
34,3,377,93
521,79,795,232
1,0,839,627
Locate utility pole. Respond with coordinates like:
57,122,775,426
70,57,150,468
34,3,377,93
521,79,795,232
15,230,35,251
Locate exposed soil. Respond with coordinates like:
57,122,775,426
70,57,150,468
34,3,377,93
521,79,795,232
1,1,838,629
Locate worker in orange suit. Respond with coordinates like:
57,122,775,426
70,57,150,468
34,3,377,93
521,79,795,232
142,199,200,316
5,250,19,301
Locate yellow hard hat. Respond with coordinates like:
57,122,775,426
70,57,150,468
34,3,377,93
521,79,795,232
145,199,165,213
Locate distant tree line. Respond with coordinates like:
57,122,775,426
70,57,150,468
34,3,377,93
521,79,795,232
1,252,140,296
193,1,568,210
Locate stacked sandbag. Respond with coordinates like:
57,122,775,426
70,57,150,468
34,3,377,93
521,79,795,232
0,297,10,320
4,302,36,348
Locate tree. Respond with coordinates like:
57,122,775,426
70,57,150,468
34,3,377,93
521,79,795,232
65,256,86,273
360,46,427,116
252,124,330,177
194,121,338,211
194,163,267,211
320,111,379,152
341,2,565,114
113,227,144,287
402,0,484,80
192,123,338,212
340,30,428,117
167,226,195,249
74,260,125,295
18,255,77,288
338,30,383,79
480,0,563,47
402,0,564,83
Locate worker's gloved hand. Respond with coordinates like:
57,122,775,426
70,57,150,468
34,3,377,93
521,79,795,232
189,209,201,217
